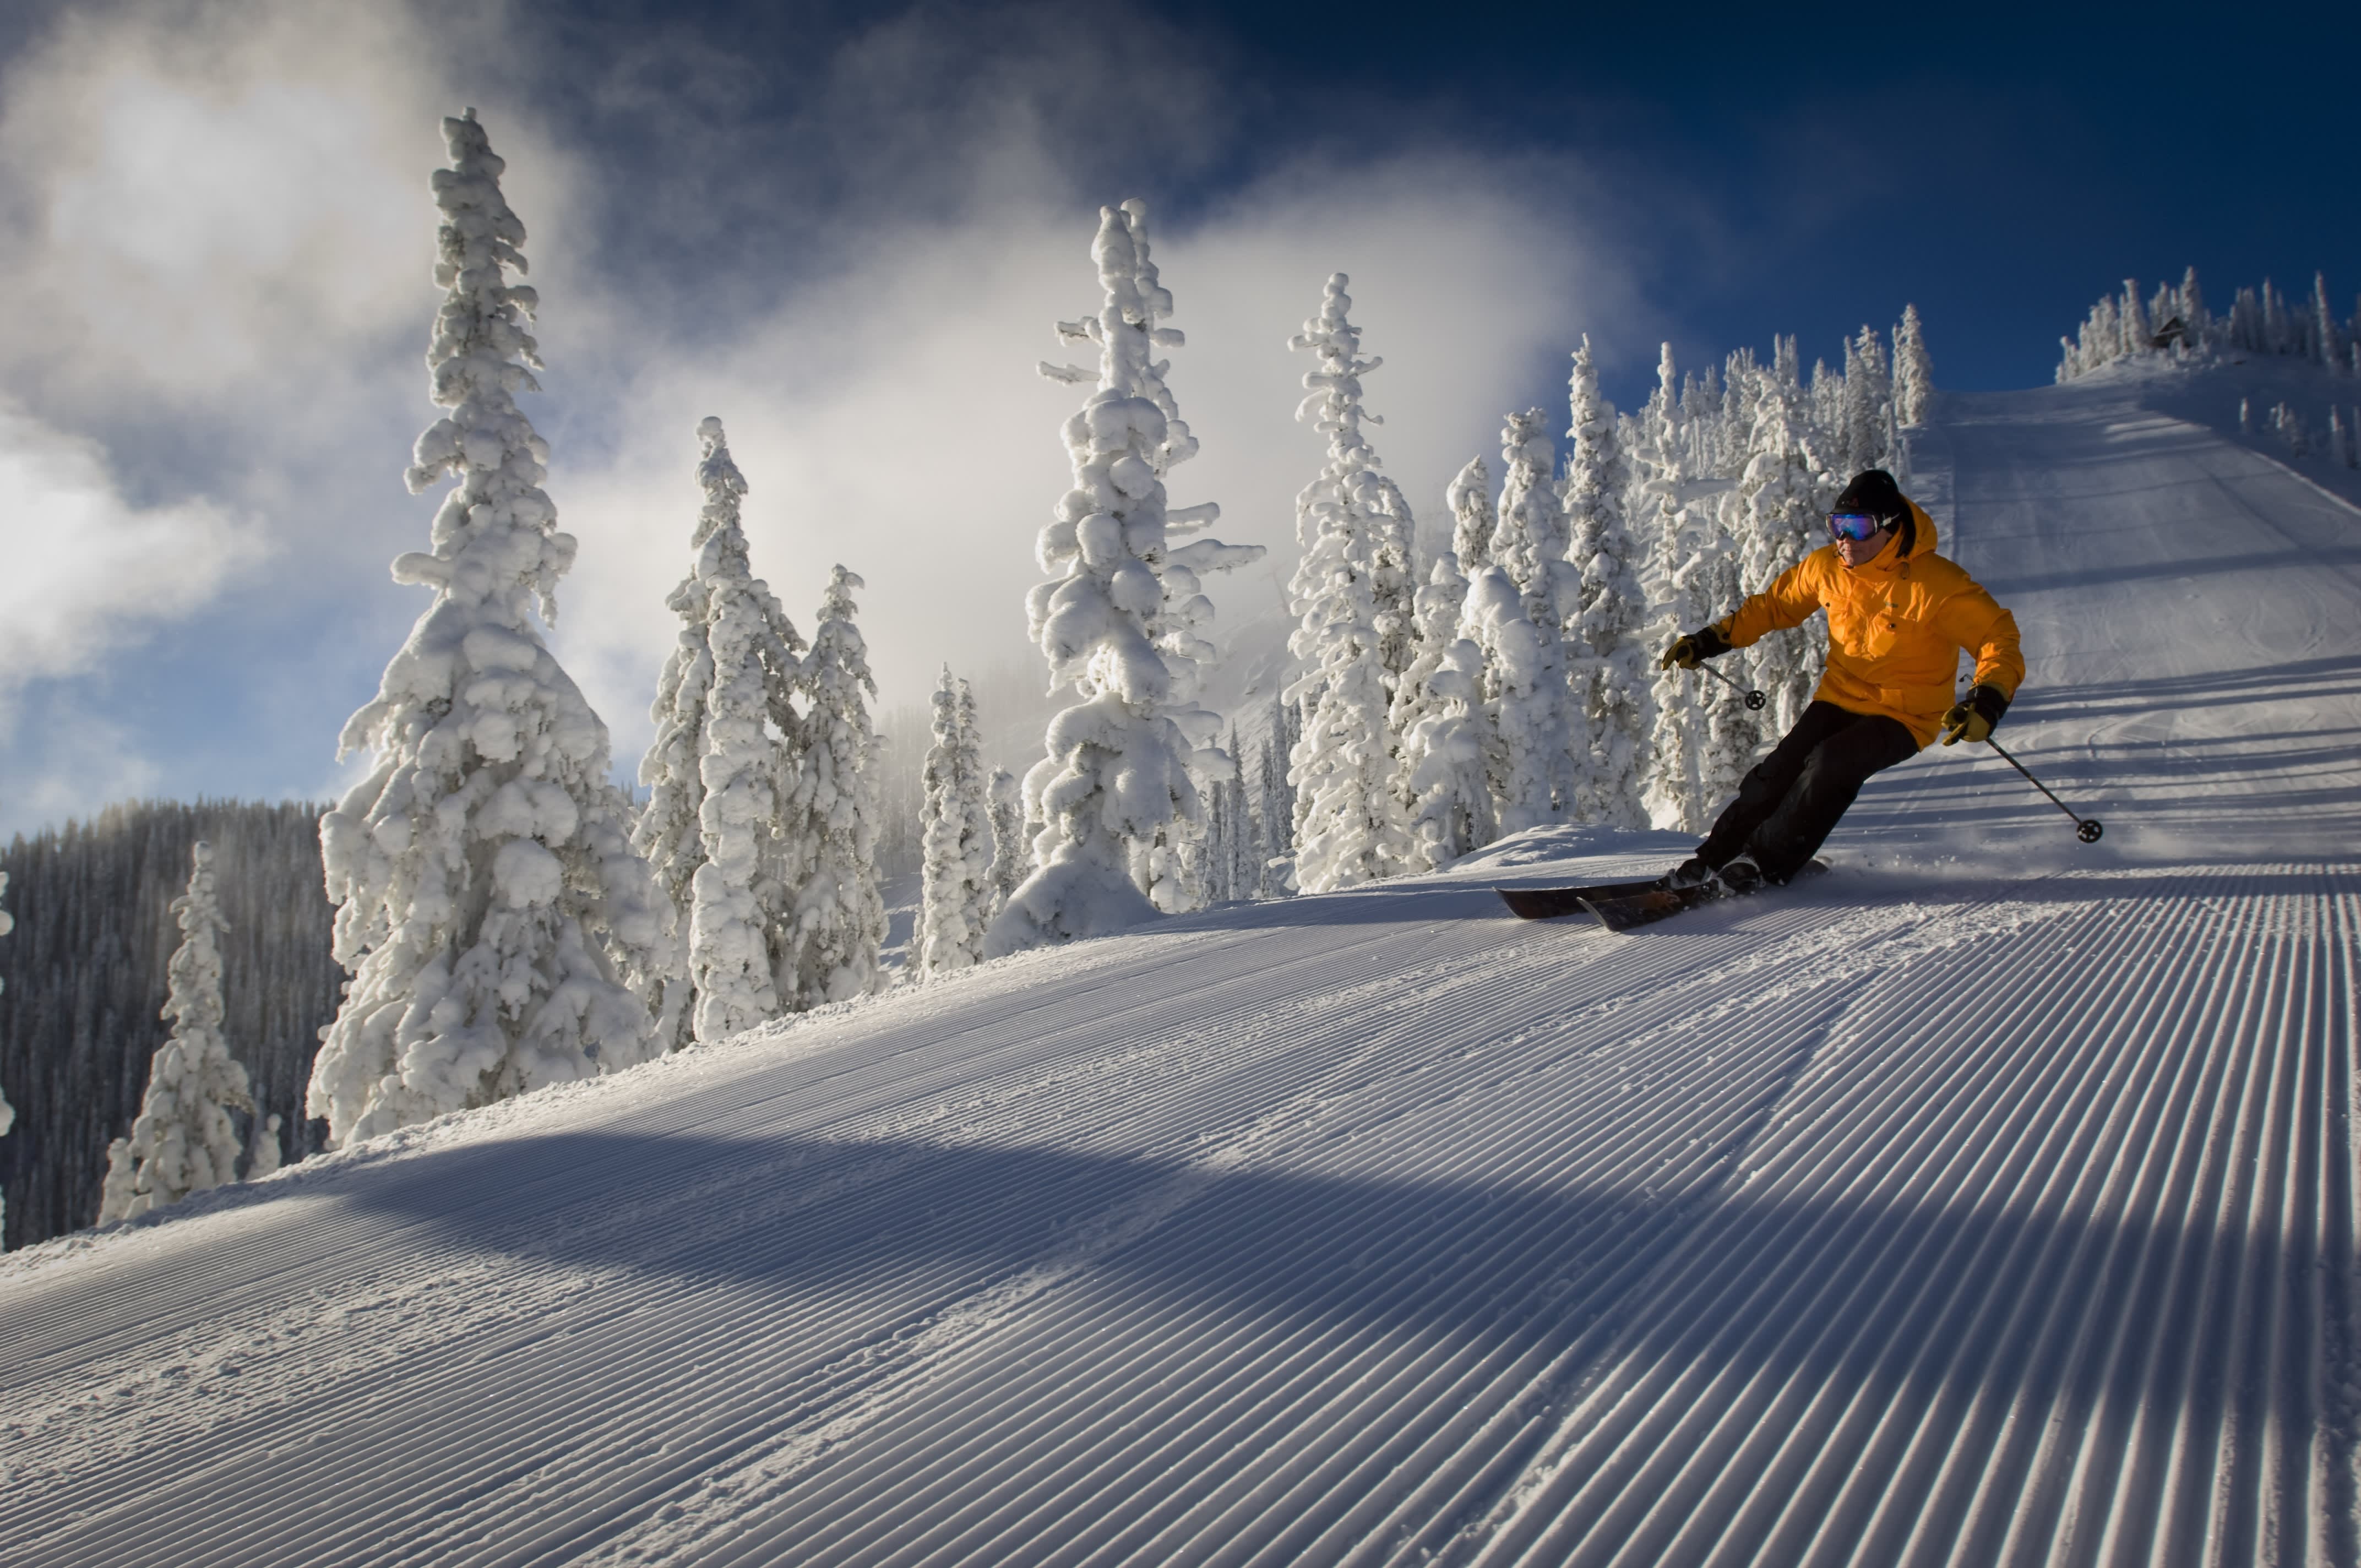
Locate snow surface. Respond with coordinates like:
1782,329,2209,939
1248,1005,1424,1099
2,366,2357,1564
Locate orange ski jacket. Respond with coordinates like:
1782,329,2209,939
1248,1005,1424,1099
1716,501,2024,749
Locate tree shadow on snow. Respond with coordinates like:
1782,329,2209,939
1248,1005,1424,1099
270,1114,2353,1507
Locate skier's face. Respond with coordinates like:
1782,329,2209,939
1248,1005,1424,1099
1836,524,1895,569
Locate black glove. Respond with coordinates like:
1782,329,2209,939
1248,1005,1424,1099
1940,683,2010,746
1658,624,1733,671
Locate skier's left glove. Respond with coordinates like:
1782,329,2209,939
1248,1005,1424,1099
1940,683,2010,746
1658,625,1733,670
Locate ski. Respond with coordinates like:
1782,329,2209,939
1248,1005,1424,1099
1496,877,1668,920
1578,859,1829,933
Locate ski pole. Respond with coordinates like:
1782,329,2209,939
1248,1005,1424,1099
1695,660,1766,711
1984,737,2104,842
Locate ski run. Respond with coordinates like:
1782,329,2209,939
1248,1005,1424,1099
3,360,2358,1565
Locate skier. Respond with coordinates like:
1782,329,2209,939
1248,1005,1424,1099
1657,468,2023,894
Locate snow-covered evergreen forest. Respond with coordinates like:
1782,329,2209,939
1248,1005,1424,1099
1,99,2352,1262
0,802,338,1249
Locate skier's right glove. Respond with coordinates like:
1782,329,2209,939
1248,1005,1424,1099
1940,684,2011,746
1658,625,1733,670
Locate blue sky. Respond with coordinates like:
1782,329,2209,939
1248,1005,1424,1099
0,0,2353,837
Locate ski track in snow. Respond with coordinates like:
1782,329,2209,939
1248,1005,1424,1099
2,372,2358,1566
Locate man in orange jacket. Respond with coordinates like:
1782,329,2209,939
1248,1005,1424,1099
1657,468,2023,895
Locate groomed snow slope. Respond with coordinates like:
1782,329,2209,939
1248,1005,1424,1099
2,367,2356,1566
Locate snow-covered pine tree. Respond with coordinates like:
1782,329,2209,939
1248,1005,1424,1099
1461,564,1562,835
781,565,886,1004
918,669,997,977
1392,551,1495,868
1369,476,1418,694
1736,356,1832,731
247,1114,284,1180
1694,495,1765,813
638,417,806,1047
1259,695,1297,897
1285,274,1415,892
992,201,1261,952
986,767,1027,913
1638,343,1715,831
97,842,255,1222
1223,723,1259,900
1840,326,1892,476
1448,457,1495,572
1489,409,1580,814
1563,336,1650,828
1892,304,1934,426
309,113,676,1147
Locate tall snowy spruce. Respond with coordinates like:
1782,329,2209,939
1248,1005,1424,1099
1487,409,1577,816
1562,337,1650,828
1448,457,1496,572
1285,274,1415,892
918,670,997,977
991,200,1261,954
1391,551,1494,869
986,767,1027,911
1259,695,1301,898
97,843,255,1222
635,418,806,1047
1737,354,1832,731
1460,564,1561,836
781,565,886,1005
1893,304,1934,426
309,113,676,1147
1638,345,1712,830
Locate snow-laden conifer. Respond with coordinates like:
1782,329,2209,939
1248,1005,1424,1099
1448,457,1495,572
991,201,1261,953
1488,410,1578,814
1259,696,1298,898
1460,565,1562,835
1736,358,1831,731
1369,476,1418,693
309,114,675,1147
1563,337,1650,828
1392,552,1495,869
638,418,806,1047
781,566,885,1004
1220,724,1260,900
1695,491,1764,813
1840,326,1892,476
1285,274,1415,892
247,1114,284,1181
1892,304,1934,426
98,842,254,1222
1637,344,1711,830
918,670,997,976
986,767,1027,911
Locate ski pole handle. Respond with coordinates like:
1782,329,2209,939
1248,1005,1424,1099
1696,661,1767,711
1985,737,2103,842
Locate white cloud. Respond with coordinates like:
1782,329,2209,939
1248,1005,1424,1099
0,2,472,405
0,404,267,699
0,0,1655,830
548,152,1645,770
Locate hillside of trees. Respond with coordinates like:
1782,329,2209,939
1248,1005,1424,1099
0,801,339,1249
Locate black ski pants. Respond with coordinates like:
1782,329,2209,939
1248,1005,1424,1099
1698,701,1919,883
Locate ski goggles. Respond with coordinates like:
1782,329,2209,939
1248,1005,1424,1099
1826,511,1893,542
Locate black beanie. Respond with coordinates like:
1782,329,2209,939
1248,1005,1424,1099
1832,469,1908,525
